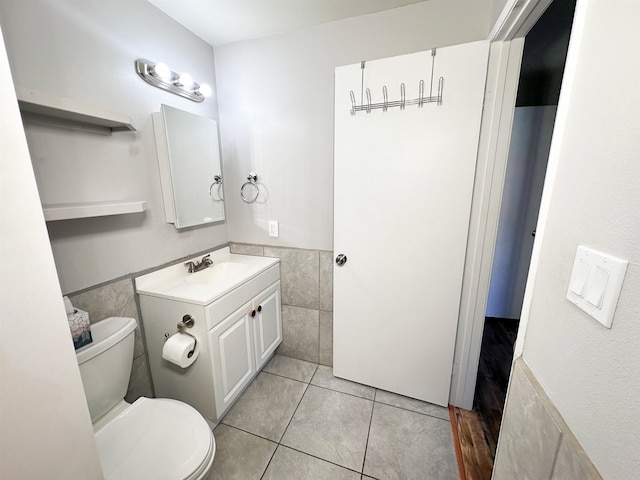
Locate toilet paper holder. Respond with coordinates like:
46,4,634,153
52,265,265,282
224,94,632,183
164,314,198,358
178,314,195,330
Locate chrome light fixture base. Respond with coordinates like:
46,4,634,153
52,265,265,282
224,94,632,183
135,58,205,103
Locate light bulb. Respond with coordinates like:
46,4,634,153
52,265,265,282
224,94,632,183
178,72,193,87
153,62,171,79
198,84,212,98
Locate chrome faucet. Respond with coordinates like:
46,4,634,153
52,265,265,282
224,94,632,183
185,254,213,273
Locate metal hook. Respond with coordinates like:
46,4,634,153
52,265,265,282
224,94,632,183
365,88,372,114
350,90,356,115
382,86,388,112
400,83,406,110
418,80,425,107
437,77,444,106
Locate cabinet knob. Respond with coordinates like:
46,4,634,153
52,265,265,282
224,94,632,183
251,309,256,317
257,305,262,312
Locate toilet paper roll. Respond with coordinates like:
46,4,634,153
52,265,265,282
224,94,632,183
162,333,199,368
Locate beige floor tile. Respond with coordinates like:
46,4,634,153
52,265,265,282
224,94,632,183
281,385,373,472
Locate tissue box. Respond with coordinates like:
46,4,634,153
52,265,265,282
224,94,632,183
68,308,92,350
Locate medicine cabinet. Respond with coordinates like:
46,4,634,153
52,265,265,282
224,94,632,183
153,105,225,229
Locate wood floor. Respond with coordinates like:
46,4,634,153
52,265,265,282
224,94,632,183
451,318,519,480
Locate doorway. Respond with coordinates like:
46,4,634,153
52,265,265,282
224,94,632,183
453,1,577,478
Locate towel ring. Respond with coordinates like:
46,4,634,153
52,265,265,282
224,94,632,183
209,174,223,201
240,172,259,203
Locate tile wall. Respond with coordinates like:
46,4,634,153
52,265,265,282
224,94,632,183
493,358,602,480
69,277,154,402
230,243,334,366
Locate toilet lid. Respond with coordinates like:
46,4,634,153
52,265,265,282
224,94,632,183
95,397,214,480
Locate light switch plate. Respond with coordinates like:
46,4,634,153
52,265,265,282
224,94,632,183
566,246,628,328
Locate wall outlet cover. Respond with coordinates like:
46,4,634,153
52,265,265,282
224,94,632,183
269,220,279,238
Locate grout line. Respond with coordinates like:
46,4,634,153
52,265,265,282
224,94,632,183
217,423,278,445
258,441,279,480
308,382,375,402
310,363,319,382
360,393,377,474
260,370,309,386
548,433,564,480
372,399,452,422
262,369,316,385
277,444,368,476
278,380,311,445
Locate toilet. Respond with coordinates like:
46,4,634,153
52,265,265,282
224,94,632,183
76,316,215,480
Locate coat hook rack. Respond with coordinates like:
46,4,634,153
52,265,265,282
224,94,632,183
349,48,444,115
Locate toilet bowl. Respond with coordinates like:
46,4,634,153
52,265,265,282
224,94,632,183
76,316,215,480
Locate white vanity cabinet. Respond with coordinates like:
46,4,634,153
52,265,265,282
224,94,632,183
136,249,281,425
209,281,281,414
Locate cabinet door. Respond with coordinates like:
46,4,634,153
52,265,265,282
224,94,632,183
209,302,255,417
252,282,282,369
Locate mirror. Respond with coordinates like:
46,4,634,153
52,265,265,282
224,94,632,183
153,105,225,228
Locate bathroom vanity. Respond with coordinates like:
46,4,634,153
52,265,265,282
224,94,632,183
135,247,281,425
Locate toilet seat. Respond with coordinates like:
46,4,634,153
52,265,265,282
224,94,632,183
95,397,215,480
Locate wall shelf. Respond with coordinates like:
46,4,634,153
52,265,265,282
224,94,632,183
43,200,148,221
17,88,136,132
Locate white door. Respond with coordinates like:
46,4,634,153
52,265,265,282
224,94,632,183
334,41,489,406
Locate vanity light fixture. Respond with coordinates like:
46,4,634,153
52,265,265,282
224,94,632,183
135,58,211,103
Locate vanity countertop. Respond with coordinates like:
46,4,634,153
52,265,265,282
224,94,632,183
135,247,279,306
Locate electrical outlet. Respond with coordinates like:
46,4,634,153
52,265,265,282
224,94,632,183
269,220,279,238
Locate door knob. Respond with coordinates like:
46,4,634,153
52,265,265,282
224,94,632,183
335,254,347,266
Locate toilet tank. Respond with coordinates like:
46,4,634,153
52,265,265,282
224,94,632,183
76,317,137,423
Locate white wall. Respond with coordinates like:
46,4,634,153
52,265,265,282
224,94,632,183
517,0,640,477
214,0,493,250
0,0,227,294
486,106,555,319
0,26,103,480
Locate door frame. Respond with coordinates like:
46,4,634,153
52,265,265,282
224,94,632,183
449,0,553,409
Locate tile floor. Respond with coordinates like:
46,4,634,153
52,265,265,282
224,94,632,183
206,354,458,480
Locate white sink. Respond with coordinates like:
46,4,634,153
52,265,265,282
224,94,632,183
135,247,279,305
185,262,249,285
